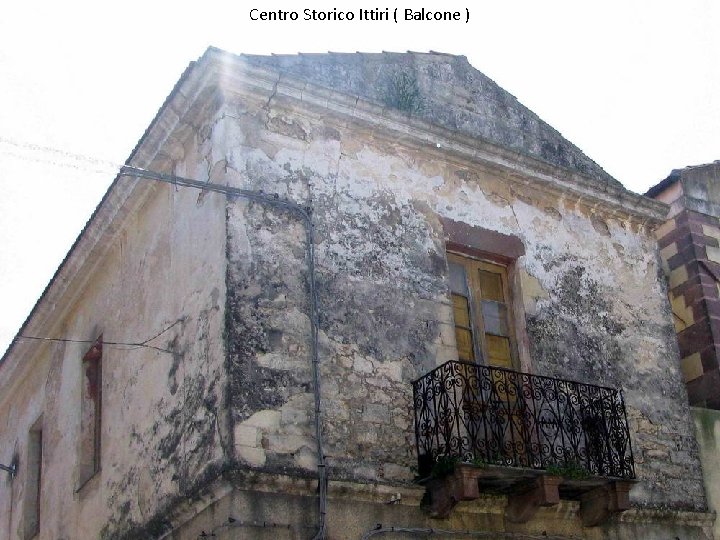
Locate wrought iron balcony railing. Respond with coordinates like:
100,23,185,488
413,361,635,480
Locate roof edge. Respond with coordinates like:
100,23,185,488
0,50,213,368
202,48,667,224
645,170,682,199
0,46,669,373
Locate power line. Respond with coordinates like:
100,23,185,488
0,136,121,168
18,317,186,355
0,135,122,176
0,148,117,176
2,138,330,540
117,166,328,540
17,336,173,354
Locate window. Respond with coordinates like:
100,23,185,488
79,337,102,486
24,419,42,539
448,253,516,368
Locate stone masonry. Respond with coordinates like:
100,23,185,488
648,161,720,408
0,49,712,539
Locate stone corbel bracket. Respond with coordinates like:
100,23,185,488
578,481,634,527
505,477,635,526
425,464,635,527
425,465,484,518
505,475,562,523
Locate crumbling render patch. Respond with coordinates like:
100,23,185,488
527,264,624,386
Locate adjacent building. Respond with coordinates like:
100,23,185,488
648,161,720,540
647,162,720,408
0,48,713,539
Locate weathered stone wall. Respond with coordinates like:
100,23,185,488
243,52,621,187
213,86,706,512
0,52,709,540
145,479,716,540
0,118,230,539
693,406,720,540
650,162,720,409
226,199,317,475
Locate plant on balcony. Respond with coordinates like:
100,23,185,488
430,455,459,478
546,461,591,480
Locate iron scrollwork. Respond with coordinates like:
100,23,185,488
413,361,635,479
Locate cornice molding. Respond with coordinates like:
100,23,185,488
1,49,668,383
201,49,668,226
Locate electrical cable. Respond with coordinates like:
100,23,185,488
16,336,173,354
17,317,186,355
361,526,580,540
0,136,120,168
0,138,328,538
0,148,115,175
0,136,121,175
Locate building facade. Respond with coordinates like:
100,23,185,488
648,161,720,540
647,162,720,408
0,49,713,539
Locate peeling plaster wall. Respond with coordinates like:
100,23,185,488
0,119,229,539
0,347,51,540
243,52,620,187
0,66,707,539
215,89,705,513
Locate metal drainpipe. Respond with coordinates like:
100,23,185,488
119,166,328,539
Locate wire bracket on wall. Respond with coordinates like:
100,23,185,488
0,462,16,478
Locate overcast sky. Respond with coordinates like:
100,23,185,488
0,0,718,353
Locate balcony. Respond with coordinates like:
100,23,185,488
412,361,636,524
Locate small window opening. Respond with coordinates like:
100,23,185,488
79,336,102,486
24,418,42,539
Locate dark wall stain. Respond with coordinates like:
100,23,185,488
526,264,625,386
101,306,225,538
317,276,439,366
101,461,232,540
224,201,312,426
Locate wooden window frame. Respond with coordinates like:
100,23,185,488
448,251,520,370
78,336,102,489
24,417,43,539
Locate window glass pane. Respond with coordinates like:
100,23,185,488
452,293,474,361
448,254,516,368
452,294,471,327
486,334,512,368
481,301,509,336
449,262,468,295
478,269,504,302
455,328,475,361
